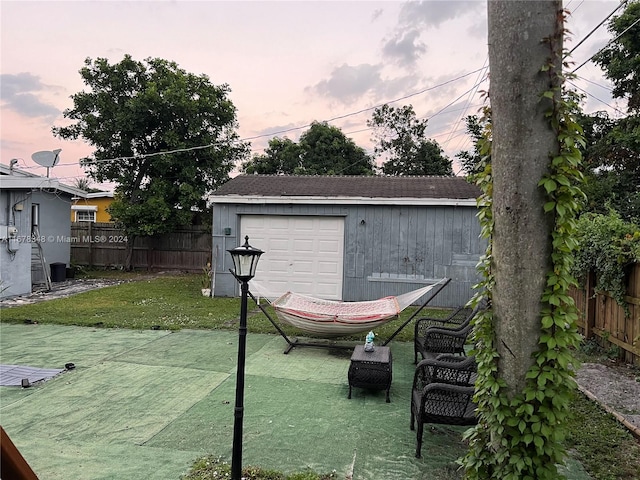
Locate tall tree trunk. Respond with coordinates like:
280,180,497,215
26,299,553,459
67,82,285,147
489,0,562,397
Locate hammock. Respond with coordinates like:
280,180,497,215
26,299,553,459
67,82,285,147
250,278,450,339
271,283,441,337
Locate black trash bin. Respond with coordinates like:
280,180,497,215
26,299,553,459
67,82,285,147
50,263,66,282
66,267,75,279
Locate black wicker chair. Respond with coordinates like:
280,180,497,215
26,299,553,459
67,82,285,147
415,305,473,331
414,304,480,363
410,354,477,458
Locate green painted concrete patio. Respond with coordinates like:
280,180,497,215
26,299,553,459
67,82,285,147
0,323,591,480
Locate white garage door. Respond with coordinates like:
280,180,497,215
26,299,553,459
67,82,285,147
241,215,344,300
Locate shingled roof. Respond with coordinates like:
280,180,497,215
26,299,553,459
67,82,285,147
212,175,480,200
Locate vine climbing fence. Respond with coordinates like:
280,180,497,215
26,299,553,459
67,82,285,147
569,263,640,365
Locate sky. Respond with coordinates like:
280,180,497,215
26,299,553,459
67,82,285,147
0,0,629,190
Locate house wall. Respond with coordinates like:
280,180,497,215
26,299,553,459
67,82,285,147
71,196,113,222
31,190,74,284
211,202,485,308
0,189,34,298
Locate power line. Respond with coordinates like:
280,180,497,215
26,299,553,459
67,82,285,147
340,101,486,143
568,80,627,116
241,67,487,142
566,0,627,57
25,3,629,183
573,12,639,73
441,58,489,154
576,75,613,92
51,66,487,169
423,78,488,126
566,0,586,15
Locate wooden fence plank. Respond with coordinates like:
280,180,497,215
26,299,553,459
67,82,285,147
70,223,211,272
569,263,640,366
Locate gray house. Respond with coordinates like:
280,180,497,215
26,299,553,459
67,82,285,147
0,164,86,299
210,175,484,308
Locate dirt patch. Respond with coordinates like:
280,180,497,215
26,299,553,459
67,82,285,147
0,278,125,307
575,362,640,434
0,273,174,308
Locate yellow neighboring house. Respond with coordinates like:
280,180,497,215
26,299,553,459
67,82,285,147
71,192,114,222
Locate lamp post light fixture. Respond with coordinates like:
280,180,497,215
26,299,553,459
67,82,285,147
227,236,264,480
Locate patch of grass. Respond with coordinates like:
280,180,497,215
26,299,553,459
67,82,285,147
181,456,337,480
568,338,640,480
77,267,156,281
180,455,466,480
0,272,446,341
565,390,640,480
0,274,242,331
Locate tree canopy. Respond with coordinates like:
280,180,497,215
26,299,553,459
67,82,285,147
242,138,302,175
456,114,491,177
299,122,374,175
54,55,249,243
241,122,375,175
459,0,640,222
72,177,103,193
578,111,640,222
579,1,640,222
368,104,453,176
592,0,640,113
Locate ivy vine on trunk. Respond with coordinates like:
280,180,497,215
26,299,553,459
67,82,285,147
461,6,585,479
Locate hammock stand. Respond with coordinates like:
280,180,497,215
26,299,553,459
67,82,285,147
247,278,451,354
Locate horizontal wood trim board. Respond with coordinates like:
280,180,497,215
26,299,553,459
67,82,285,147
591,290,640,306
624,295,640,306
592,327,640,357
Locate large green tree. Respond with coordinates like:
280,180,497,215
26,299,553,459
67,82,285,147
368,104,453,176
241,122,375,175
299,122,374,175
579,111,640,222
580,1,640,222
592,0,640,113
241,137,302,174
53,55,249,267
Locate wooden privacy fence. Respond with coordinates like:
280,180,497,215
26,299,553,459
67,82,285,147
70,223,212,272
569,263,640,365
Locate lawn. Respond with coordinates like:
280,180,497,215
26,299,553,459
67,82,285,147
1,271,639,480
0,271,429,342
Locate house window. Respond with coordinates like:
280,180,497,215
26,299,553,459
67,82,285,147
72,205,98,222
76,210,96,222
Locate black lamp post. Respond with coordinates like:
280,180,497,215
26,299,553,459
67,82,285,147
227,236,263,480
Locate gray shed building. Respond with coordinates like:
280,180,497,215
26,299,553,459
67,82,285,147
210,175,484,308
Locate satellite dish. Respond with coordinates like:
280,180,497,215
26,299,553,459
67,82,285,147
31,149,61,177
31,149,61,168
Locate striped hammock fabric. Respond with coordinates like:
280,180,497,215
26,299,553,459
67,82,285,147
268,281,445,337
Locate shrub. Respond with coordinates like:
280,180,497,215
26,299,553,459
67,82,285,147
572,210,640,306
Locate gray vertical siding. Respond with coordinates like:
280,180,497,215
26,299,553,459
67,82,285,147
342,204,483,307
212,201,485,307
30,190,73,283
0,190,33,297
